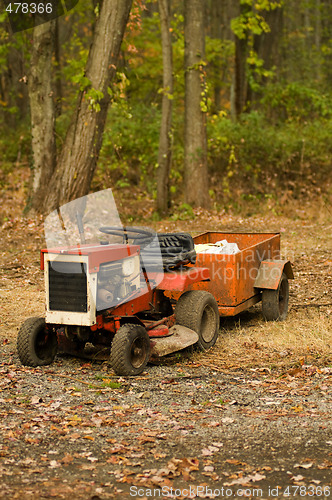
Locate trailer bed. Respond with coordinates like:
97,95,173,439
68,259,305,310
190,232,281,315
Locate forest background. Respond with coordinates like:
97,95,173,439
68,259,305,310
0,0,331,222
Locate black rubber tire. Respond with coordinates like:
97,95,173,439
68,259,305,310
110,324,151,376
262,272,289,321
175,290,220,351
17,317,57,367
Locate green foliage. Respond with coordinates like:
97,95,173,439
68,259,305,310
0,28,30,118
98,101,161,192
231,0,283,40
56,0,94,107
231,12,270,40
124,12,163,103
261,82,332,122
0,17,10,67
61,32,90,96
207,110,332,202
230,2,280,96
170,203,195,221
85,88,104,112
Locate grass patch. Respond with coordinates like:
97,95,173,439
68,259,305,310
94,374,122,389
197,308,332,372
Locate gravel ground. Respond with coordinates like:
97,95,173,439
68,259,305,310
1,211,331,499
1,342,331,500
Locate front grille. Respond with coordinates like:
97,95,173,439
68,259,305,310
48,262,87,312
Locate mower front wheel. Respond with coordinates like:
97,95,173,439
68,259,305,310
17,317,58,367
110,324,151,376
175,290,220,351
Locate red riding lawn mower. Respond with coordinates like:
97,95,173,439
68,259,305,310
17,189,293,376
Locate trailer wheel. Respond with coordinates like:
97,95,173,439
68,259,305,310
262,272,289,321
17,317,57,367
175,291,220,351
110,324,151,376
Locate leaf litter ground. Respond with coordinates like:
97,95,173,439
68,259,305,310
0,202,331,499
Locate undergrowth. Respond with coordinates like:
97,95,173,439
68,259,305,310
0,109,331,220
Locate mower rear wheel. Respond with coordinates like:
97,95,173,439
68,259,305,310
262,272,289,321
17,317,57,367
110,324,151,376
175,290,220,351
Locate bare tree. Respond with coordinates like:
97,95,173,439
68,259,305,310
207,0,223,112
28,20,57,212
156,0,173,216
29,0,133,213
184,0,210,208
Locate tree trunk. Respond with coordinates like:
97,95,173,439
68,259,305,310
255,6,283,73
184,0,210,209
33,0,132,214
156,0,173,216
248,6,283,110
1,35,29,127
234,35,247,117
314,0,322,80
209,0,223,112
54,18,62,117
234,1,250,118
28,20,57,212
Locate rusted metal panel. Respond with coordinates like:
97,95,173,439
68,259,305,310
189,232,281,307
254,260,294,290
156,267,210,291
282,260,294,279
111,288,154,316
218,294,261,316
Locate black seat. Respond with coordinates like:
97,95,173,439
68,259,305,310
136,232,197,270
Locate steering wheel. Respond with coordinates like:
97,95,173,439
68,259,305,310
99,226,155,244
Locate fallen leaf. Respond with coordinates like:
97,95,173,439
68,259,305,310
212,442,223,448
139,435,156,444
208,421,220,427
68,432,81,440
49,460,61,468
288,368,303,377
222,417,235,424
290,405,304,413
226,459,247,466
294,462,313,469
291,474,305,481
225,473,266,486
83,435,95,441
31,396,43,405
61,454,74,464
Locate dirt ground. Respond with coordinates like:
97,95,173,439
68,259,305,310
0,196,332,499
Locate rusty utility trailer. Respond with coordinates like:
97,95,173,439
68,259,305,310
165,232,293,321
